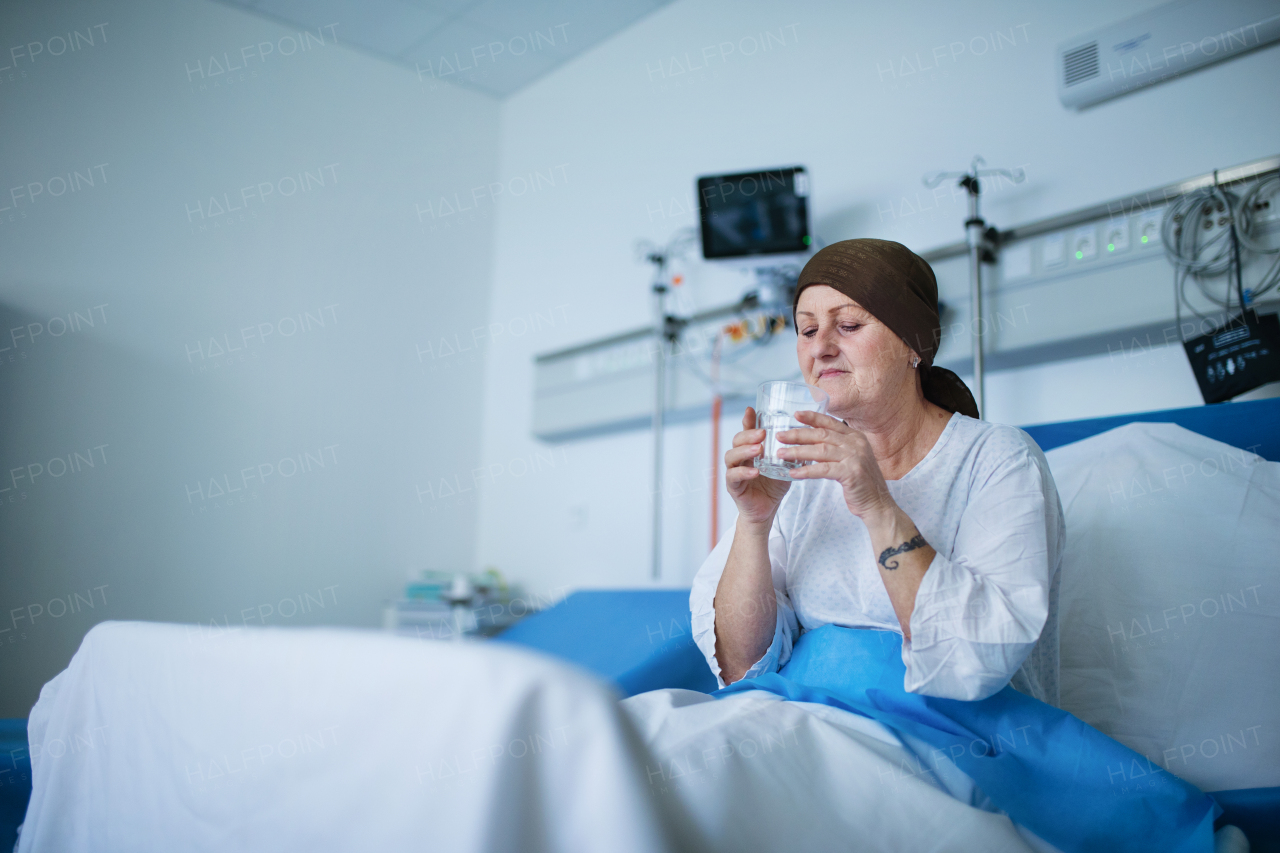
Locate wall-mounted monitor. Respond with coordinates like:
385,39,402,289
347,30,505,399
697,166,810,260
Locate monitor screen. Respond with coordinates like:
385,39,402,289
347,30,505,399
697,166,810,259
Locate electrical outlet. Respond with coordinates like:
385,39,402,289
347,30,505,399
1073,225,1097,261
1103,218,1130,254
1137,209,1162,246
1042,233,1066,267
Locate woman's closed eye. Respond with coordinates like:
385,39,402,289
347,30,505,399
802,323,862,338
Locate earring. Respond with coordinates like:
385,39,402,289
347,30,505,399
911,356,920,368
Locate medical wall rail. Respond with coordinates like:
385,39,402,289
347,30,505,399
531,154,1280,444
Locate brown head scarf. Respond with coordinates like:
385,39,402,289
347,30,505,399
792,238,979,419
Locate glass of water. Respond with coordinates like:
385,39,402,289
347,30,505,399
753,381,830,480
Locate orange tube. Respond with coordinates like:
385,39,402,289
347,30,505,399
710,332,723,552
710,395,721,552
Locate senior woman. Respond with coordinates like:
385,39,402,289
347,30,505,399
689,238,1064,703
633,240,1226,851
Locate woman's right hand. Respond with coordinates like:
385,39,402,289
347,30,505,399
724,406,791,527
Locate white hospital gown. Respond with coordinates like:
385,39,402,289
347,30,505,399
691,413,1065,704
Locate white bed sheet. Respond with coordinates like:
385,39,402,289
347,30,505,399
22,621,1051,853
621,688,1052,853
18,621,703,853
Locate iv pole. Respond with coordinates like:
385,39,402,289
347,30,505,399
923,156,1024,418
638,229,698,581
638,230,784,580
649,253,669,582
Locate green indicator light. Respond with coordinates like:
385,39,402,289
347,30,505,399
1107,243,1115,251
1141,235,1148,243
802,235,811,245
1075,251,1084,259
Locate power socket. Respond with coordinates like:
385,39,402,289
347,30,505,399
1137,209,1162,246
1073,225,1097,261
1104,217,1130,254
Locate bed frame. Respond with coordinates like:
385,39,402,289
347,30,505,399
496,397,1280,849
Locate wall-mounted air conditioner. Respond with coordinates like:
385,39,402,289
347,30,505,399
1058,0,1280,109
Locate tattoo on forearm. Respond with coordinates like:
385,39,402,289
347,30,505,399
878,533,929,570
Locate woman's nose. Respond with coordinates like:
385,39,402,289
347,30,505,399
804,326,840,358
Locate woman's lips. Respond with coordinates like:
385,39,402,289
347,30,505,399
817,369,846,379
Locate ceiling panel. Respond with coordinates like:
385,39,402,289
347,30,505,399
399,0,475,14
213,0,675,98
401,19,556,98
254,0,449,56
462,0,658,52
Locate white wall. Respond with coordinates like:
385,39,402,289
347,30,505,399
0,0,501,716
3,0,1276,715
474,0,1280,596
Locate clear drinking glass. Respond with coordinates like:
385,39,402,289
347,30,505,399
753,381,830,480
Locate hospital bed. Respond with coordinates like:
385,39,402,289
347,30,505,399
2,396,1278,851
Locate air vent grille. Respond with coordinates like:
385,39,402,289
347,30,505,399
1063,42,1100,87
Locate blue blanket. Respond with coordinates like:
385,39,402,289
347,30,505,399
716,625,1219,853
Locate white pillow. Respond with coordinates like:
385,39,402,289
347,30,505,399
1045,422,1279,792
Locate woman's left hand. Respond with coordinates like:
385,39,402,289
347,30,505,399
777,410,894,524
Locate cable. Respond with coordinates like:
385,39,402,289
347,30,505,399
1238,175,1280,300
1162,187,1237,278
1175,265,1218,339
1252,252,1280,299
1228,195,1246,317
675,344,755,397
674,314,799,397
1238,176,1280,255
1165,185,1245,339
1164,172,1280,343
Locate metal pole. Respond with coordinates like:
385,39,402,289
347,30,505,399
964,184,986,418
923,157,1023,421
651,281,667,582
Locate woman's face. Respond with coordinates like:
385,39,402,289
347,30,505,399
795,284,917,421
